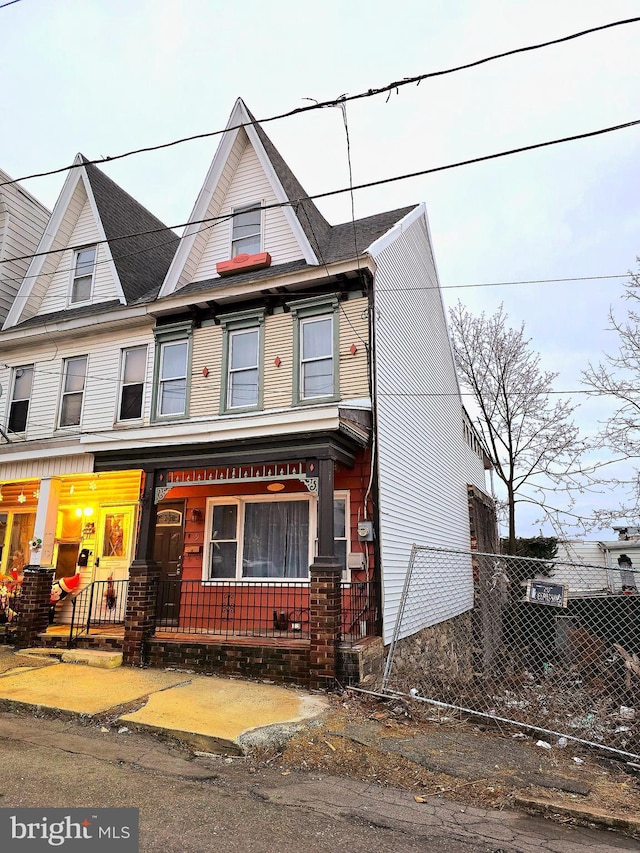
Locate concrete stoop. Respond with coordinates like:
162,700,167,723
21,648,122,669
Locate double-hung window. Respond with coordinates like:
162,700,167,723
59,356,88,427
70,246,96,304
206,496,312,581
231,203,261,257
152,322,193,420
290,296,339,404
118,346,147,421
219,309,265,413
8,365,34,433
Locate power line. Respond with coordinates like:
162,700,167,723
1,16,638,190
0,0,24,8
2,114,639,273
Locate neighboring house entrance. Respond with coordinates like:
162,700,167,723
154,501,185,624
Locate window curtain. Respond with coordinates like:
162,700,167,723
242,501,309,578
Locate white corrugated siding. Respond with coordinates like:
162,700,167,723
370,212,477,644
192,133,303,282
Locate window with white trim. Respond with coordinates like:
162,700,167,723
231,203,261,257
70,246,96,304
59,356,88,427
118,345,147,421
205,495,313,580
8,365,33,433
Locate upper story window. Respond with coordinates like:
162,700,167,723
8,365,34,433
70,246,96,304
59,356,88,427
290,295,339,404
219,308,265,413
152,322,193,421
231,204,261,257
118,345,147,421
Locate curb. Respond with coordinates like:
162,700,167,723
514,795,640,836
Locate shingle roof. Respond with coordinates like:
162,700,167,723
245,106,332,259
82,158,179,303
13,299,123,329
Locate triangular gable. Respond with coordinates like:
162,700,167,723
4,155,126,329
160,98,330,296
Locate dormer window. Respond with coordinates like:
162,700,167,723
231,204,261,257
71,246,96,304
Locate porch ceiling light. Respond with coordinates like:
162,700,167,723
267,482,285,492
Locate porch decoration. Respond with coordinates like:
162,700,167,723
105,574,117,610
157,462,319,502
28,538,42,550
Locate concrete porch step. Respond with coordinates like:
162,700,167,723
21,648,123,669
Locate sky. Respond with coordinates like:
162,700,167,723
1,0,639,540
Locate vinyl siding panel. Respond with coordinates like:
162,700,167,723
0,455,94,481
192,137,303,282
371,212,477,644
339,297,369,400
1,325,154,444
0,174,50,325
263,312,294,409
190,325,223,417
39,195,120,315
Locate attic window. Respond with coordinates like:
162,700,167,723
231,204,261,257
71,246,96,304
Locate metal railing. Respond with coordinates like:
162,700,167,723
156,579,380,643
68,579,128,646
340,581,378,646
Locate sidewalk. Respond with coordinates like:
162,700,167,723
0,646,327,754
0,645,638,839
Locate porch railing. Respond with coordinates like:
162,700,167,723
68,579,128,646
155,578,379,643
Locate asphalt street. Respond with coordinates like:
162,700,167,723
0,714,637,853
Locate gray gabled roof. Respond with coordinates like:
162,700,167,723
82,158,179,302
246,106,332,258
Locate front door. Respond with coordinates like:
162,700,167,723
153,501,185,624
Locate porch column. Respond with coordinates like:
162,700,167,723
309,457,342,690
123,470,160,666
14,566,54,649
29,477,62,567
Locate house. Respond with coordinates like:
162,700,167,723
554,530,639,595
0,100,493,685
0,169,50,329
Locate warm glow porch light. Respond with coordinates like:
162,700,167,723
267,483,285,492
75,507,94,517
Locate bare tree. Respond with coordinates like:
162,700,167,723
449,303,586,554
583,264,640,522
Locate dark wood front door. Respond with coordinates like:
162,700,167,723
153,501,185,624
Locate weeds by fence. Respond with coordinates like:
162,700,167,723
383,546,640,761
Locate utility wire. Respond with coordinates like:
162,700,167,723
1,16,638,190
0,0,24,8
2,114,639,272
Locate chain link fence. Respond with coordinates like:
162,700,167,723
382,546,640,761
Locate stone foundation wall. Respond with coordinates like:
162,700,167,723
338,637,385,686
388,611,474,691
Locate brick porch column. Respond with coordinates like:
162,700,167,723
309,560,342,690
122,560,160,666
14,566,54,649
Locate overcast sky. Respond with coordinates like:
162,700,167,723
1,0,639,540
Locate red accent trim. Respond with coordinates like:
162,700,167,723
216,252,272,276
